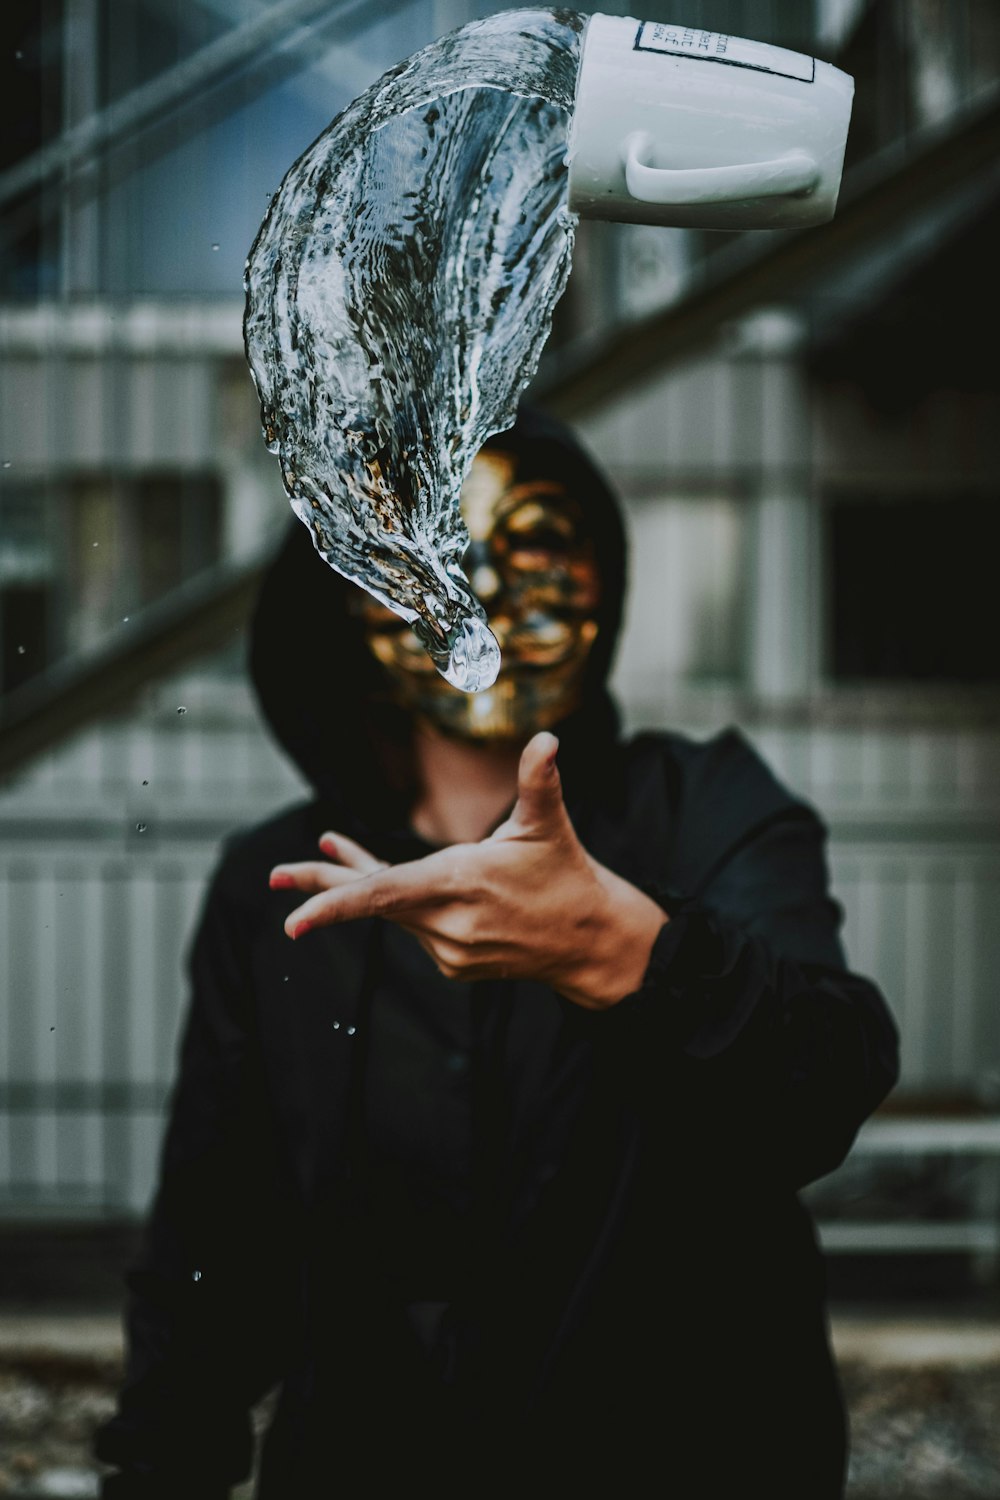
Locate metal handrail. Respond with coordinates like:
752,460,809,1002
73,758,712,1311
3,95,999,781
4,94,999,782
0,552,269,782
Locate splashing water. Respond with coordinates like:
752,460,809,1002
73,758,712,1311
243,8,585,690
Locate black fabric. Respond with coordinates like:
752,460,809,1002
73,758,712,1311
97,408,899,1499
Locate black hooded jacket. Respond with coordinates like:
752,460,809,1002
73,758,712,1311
96,410,899,1499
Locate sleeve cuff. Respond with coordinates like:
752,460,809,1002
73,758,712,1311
575,882,753,1056
559,882,695,1037
601,881,696,1023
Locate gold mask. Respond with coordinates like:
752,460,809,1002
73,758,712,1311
357,449,601,740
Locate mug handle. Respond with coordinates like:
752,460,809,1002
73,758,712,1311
623,132,819,205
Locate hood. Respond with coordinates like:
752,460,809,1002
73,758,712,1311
248,405,628,837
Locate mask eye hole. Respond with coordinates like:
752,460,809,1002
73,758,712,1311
502,501,577,561
505,501,574,536
508,527,571,556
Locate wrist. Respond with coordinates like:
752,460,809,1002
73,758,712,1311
554,864,668,1010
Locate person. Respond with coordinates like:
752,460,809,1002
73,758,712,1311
96,406,899,1499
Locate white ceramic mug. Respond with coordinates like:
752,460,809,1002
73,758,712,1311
567,15,854,230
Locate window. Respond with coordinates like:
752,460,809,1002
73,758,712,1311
826,494,998,683
0,483,56,693
1,2,63,297
0,471,222,692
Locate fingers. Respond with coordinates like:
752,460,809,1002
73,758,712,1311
283,848,463,937
269,861,368,894
317,831,385,874
268,832,385,897
509,731,566,833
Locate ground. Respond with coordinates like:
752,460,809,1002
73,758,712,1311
0,1312,999,1498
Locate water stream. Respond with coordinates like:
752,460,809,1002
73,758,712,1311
243,8,586,691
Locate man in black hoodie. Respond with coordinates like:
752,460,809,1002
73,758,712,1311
97,407,898,1499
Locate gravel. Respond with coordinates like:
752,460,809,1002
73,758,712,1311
0,1324,998,1498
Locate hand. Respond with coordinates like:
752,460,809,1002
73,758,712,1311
268,732,667,1009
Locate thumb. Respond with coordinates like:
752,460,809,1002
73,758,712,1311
510,731,568,833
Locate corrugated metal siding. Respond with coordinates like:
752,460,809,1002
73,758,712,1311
1,847,215,1215
0,356,222,471
2,692,998,1214
831,849,1000,1091
0,667,307,1215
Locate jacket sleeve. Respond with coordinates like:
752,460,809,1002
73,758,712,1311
94,848,295,1497
579,801,900,1193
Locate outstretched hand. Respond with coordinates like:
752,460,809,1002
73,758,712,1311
269,732,667,1009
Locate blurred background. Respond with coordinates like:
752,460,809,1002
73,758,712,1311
0,1,999,1495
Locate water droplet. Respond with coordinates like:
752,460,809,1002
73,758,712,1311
283,975,289,982
176,706,187,715
16,645,25,655
211,242,220,252
442,617,501,692
2,460,11,469
122,615,130,623
192,1269,202,1282
92,540,99,548
332,1021,340,1029
15,50,24,60
136,823,147,833
346,1025,357,1036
